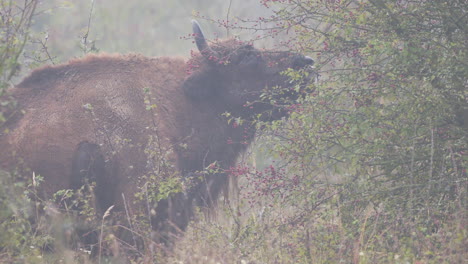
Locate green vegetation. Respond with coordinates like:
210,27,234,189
1,0,466,263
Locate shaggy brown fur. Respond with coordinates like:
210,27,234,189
0,21,313,242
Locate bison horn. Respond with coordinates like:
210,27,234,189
192,20,218,60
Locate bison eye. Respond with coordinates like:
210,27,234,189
243,44,254,50
239,50,262,68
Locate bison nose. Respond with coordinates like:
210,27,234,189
293,55,314,68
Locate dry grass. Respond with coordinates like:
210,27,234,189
1,168,466,264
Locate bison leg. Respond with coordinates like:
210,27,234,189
71,141,113,213
150,192,192,246
189,173,228,208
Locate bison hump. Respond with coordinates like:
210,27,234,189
17,66,67,89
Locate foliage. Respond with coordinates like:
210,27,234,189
213,0,467,262
0,0,37,128
0,0,37,83
0,2,43,261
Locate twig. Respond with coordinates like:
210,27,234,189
30,34,56,64
82,0,95,53
144,183,153,230
40,34,55,64
226,0,233,37
122,193,138,247
99,205,114,264
430,124,434,179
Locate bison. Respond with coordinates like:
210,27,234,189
0,21,313,242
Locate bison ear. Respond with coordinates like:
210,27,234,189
182,71,220,100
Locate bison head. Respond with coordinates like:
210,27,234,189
183,20,314,119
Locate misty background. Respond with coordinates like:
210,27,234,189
24,0,282,71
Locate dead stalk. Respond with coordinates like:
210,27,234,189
99,205,114,264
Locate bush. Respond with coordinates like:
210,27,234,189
173,0,466,263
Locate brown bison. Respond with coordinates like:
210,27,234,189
0,21,313,240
